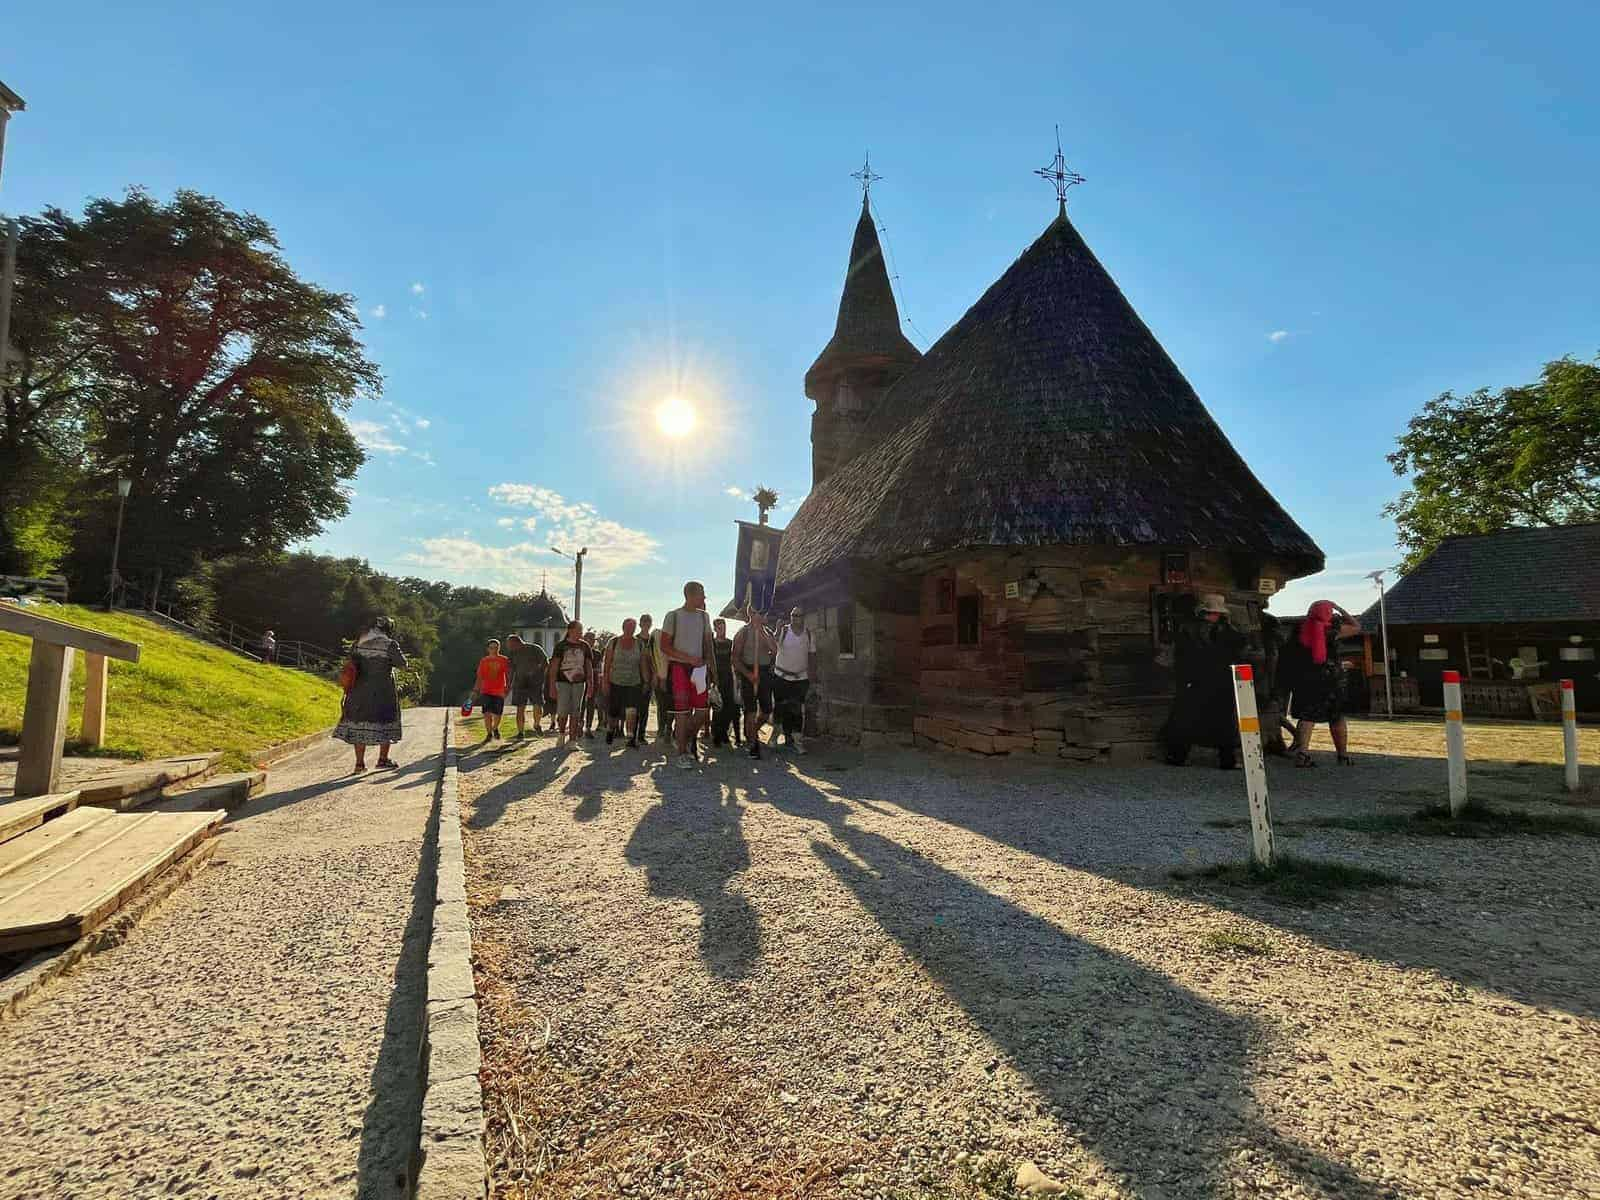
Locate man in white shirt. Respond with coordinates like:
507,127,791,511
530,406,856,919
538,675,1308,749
660,581,717,770
771,606,817,755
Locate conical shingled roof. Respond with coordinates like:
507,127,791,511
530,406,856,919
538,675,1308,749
778,209,1325,588
804,199,922,396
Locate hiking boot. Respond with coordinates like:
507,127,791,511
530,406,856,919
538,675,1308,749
627,736,638,749
675,753,694,770
793,734,807,756
749,742,761,760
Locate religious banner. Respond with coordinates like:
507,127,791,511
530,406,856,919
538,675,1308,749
723,520,784,618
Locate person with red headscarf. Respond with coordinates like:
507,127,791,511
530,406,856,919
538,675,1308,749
1276,599,1361,767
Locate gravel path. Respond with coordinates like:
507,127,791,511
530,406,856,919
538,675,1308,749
459,724,1600,1200
0,708,445,1200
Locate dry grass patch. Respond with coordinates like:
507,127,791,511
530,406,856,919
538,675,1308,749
474,935,875,1199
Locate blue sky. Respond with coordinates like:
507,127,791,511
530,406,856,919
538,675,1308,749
6,2,1598,632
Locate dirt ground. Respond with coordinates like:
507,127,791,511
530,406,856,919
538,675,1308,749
456,717,1600,1200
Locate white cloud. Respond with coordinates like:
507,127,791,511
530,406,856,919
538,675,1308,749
369,304,387,320
415,418,431,430
496,517,515,529
348,419,406,455
410,281,425,295
415,309,429,321
724,486,745,498
1267,330,1291,344
487,483,659,575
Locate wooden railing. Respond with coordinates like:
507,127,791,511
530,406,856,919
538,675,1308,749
113,582,338,675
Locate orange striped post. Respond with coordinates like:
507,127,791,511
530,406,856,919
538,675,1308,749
1231,663,1275,867
1561,679,1580,793
1443,669,1467,816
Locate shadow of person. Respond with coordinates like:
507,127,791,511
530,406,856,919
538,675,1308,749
872,751,1600,1022
562,742,654,823
465,750,566,830
623,782,760,980
811,817,1386,1200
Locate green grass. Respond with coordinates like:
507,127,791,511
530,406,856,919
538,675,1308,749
1199,929,1276,957
1169,853,1410,905
1205,801,1600,839
1,605,343,772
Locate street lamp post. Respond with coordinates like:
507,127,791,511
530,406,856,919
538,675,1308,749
1366,569,1394,719
550,545,588,622
107,478,132,610
0,81,25,419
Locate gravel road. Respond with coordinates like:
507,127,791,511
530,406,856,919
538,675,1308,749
0,708,445,1200
459,725,1600,1200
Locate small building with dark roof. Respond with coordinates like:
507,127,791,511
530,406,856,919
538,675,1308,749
1359,524,1600,716
776,191,1324,761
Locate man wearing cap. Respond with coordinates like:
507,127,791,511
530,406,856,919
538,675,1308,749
1163,593,1248,770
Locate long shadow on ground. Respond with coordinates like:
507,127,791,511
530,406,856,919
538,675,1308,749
865,750,1600,1022
623,775,761,980
746,768,1389,1199
353,740,440,1196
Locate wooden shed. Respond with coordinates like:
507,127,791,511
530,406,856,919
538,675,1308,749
1359,524,1600,718
775,196,1324,761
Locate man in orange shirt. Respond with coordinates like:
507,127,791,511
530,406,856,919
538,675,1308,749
474,637,512,741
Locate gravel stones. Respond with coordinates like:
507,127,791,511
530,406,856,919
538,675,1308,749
458,726,1600,1199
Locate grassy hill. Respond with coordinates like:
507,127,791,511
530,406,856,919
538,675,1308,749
1,605,343,771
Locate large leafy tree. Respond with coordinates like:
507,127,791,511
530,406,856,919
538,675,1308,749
1,189,377,586
1384,356,1600,572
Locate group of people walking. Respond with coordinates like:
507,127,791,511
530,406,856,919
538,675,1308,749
465,580,818,771
1162,594,1363,770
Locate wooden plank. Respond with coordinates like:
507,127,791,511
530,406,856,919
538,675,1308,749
0,810,222,952
0,605,141,661
0,790,82,846
16,641,73,798
77,754,221,808
0,805,116,876
81,652,108,747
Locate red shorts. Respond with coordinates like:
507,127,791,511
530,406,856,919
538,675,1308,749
669,662,709,714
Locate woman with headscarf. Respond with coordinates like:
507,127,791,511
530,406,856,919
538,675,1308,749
333,615,408,771
1278,599,1360,768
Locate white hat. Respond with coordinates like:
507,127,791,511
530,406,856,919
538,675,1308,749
1198,593,1228,615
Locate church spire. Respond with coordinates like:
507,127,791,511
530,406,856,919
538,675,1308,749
805,158,923,485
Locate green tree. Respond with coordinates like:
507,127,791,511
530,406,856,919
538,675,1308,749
3,189,378,588
1384,355,1600,572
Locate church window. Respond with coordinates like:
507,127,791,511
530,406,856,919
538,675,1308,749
957,594,981,646
838,602,856,657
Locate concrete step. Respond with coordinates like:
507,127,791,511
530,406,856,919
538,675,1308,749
77,755,222,812
156,770,267,814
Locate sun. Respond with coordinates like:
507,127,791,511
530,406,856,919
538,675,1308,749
654,394,697,438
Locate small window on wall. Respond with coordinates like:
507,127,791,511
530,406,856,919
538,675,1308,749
937,578,955,614
957,594,981,645
838,602,855,657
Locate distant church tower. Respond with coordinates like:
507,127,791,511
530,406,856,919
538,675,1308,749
805,181,922,486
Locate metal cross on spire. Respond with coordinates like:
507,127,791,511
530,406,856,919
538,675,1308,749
1034,125,1085,212
850,153,882,206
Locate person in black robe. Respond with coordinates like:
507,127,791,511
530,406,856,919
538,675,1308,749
1163,593,1249,769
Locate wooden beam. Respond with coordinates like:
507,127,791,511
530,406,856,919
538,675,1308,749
16,641,74,798
82,652,108,747
0,606,140,662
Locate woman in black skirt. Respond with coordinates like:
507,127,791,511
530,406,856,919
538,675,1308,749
1277,600,1361,767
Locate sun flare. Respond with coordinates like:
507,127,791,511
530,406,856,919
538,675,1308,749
654,394,697,438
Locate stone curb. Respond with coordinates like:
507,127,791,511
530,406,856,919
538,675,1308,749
413,711,487,1200
255,724,337,767
0,838,219,1025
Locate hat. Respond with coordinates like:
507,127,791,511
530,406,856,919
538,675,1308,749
1197,593,1228,615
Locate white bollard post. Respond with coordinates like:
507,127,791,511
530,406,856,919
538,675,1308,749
1561,679,1580,794
1231,664,1275,868
1442,670,1468,816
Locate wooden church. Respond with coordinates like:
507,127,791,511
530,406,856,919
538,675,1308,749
773,158,1325,761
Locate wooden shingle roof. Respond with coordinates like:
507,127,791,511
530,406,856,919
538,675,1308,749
1360,524,1600,628
803,199,922,397
779,209,1324,589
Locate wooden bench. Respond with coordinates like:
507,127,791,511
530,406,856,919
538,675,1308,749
0,605,140,798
